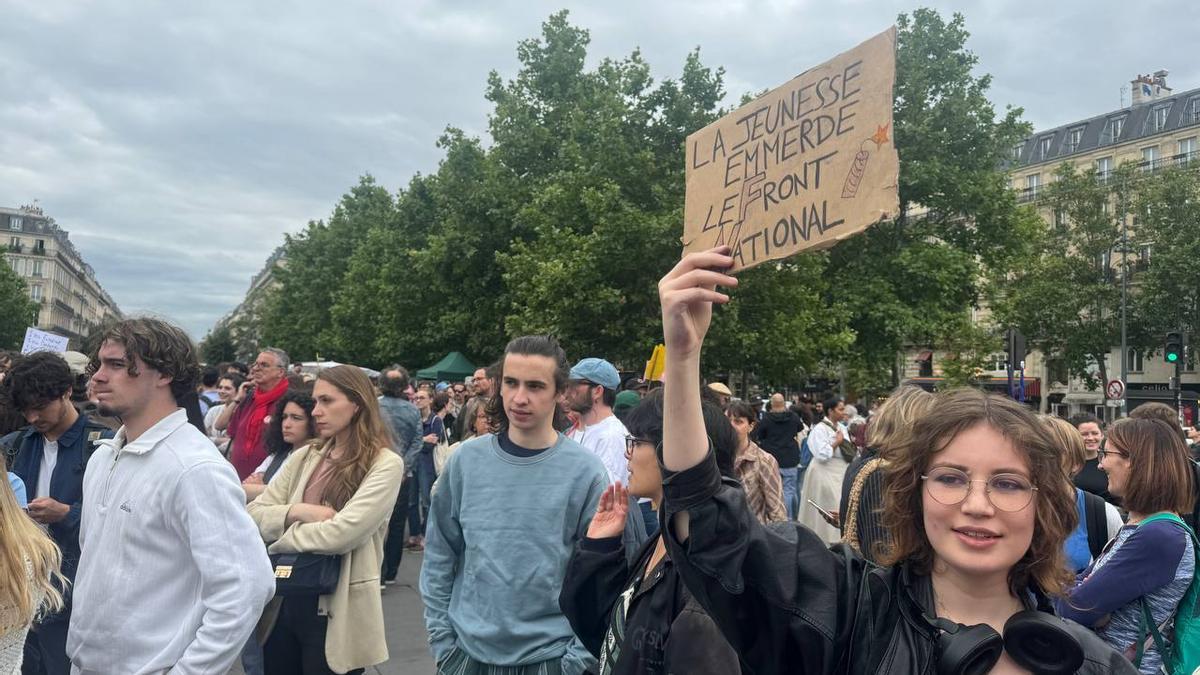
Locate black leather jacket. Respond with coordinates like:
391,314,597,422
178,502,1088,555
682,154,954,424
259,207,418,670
659,449,1138,674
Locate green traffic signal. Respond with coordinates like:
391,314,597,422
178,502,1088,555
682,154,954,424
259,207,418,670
1167,352,1180,363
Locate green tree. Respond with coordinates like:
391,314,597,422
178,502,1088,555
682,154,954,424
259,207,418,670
199,323,237,364
829,8,1035,389
260,175,397,361
990,163,1137,391
0,262,38,350
1130,166,1200,343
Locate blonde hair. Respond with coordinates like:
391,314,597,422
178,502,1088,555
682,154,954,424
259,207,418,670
1041,415,1087,476
315,366,394,510
867,385,934,461
0,478,64,630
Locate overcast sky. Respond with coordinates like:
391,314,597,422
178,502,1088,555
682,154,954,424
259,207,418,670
1,0,1196,338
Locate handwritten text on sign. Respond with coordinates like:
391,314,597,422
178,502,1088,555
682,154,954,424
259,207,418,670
683,27,900,272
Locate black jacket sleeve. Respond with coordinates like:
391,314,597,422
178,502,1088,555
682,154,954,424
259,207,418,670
664,596,744,674
559,535,631,658
660,448,864,675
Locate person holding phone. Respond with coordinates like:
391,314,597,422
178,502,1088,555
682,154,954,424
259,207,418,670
215,348,291,480
653,248,1133,674
248,365,403,675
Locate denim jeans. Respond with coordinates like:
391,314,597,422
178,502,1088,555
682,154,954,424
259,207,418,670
240,631,265,675
780,466,800,520
639,499,659,537
406,450,437,536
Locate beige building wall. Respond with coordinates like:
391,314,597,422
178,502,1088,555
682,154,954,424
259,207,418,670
1,206,121,346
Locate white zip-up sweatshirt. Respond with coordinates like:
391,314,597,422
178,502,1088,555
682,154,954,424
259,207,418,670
67,409,275,675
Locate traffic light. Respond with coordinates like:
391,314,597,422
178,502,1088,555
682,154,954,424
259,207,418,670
1006,328,1027,369
1165,331,1187,366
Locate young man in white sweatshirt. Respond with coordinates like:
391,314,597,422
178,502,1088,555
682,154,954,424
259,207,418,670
66,318,276,675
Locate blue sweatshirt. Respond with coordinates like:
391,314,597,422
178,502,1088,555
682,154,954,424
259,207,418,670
1057,518,1194,674
420,432,608,673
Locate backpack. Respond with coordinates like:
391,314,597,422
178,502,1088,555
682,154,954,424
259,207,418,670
799,436,813,469
1082,490,1110,561
1133,512,1200,674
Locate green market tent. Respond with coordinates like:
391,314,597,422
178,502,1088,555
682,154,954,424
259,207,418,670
416,351,477,382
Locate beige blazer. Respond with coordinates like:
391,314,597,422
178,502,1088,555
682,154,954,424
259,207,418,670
247,441,404,673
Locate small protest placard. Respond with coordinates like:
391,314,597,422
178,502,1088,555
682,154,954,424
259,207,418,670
21,327,69,355
683,27,900,272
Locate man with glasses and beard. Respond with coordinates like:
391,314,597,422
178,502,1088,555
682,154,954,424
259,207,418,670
214,347,290,480
564,358,628,486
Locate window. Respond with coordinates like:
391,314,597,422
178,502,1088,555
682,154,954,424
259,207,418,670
1012,142,1024,160
919,355,933,378
1096,250,1111,271
1025,173,1040,197
1137,244,1152,271
9,216,21,231
1127,348,1144,373
1054,208,1068,230
31,260,43,277
989,353,1008,371
1065,127,1084,154
1038,136,1054,160
7,258,19,275
29,285,41,302
1180,137,1197,162
33,239,45,254
1189,98,1200,125
1142,145,1159,171
1096,156,1113,179
1103,116,1126,144
1152,105,1170,132
1188,347,1198,373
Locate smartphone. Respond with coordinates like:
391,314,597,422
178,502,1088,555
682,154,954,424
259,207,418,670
807,499,838,526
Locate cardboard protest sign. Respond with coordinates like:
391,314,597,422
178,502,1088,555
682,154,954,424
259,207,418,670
21,327,69,355
683,27,900,272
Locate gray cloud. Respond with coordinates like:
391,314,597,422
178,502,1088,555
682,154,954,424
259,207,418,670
1,0,1196,337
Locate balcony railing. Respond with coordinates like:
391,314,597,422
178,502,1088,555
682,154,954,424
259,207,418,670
1015,151,1199,203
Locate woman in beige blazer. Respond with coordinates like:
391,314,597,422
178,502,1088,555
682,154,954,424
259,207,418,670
248,365,404,675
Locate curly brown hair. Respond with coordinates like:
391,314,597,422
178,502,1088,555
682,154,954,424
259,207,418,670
88,317,200,401
879,388,1077,596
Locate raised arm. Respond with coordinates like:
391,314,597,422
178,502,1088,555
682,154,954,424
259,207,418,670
659,247,737,475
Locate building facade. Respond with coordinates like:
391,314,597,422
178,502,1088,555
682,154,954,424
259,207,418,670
1,205,121,347
1005,72,1198,421
212,245,285,359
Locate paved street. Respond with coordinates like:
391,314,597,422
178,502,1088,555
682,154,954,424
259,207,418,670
231,551,435,674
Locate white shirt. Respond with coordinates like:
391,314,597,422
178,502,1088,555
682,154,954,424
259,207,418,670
68,409,275,675
808,419,848,462
568,414,629,485
36,439,59,499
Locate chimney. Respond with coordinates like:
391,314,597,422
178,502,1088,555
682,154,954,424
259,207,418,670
1131,70,1172,105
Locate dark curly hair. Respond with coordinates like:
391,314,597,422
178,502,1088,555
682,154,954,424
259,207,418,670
3,352,75,412
88,317,200,401
263,390,316,456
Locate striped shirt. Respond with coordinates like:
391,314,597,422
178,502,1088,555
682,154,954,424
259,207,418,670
734,441,787,524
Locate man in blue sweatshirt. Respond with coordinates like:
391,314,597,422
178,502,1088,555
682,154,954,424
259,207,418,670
421,335,607,675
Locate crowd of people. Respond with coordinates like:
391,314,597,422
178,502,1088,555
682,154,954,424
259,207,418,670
1,247,1199,674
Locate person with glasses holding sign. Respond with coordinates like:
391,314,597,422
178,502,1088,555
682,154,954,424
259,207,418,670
216,348,292,480
652,247,1133,675
1057,418,1196,674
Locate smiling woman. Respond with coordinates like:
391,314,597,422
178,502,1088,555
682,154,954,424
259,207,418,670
655,248,1136,675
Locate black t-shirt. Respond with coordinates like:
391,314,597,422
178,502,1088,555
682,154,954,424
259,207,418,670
497,431,549,458
1074,456,1117,506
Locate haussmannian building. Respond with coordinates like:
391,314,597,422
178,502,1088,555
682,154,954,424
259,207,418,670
904,71,1200,422
1,205,122,347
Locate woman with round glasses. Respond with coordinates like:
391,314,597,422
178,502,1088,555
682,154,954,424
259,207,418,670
652,248,1133,674
1058,417,1195,673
